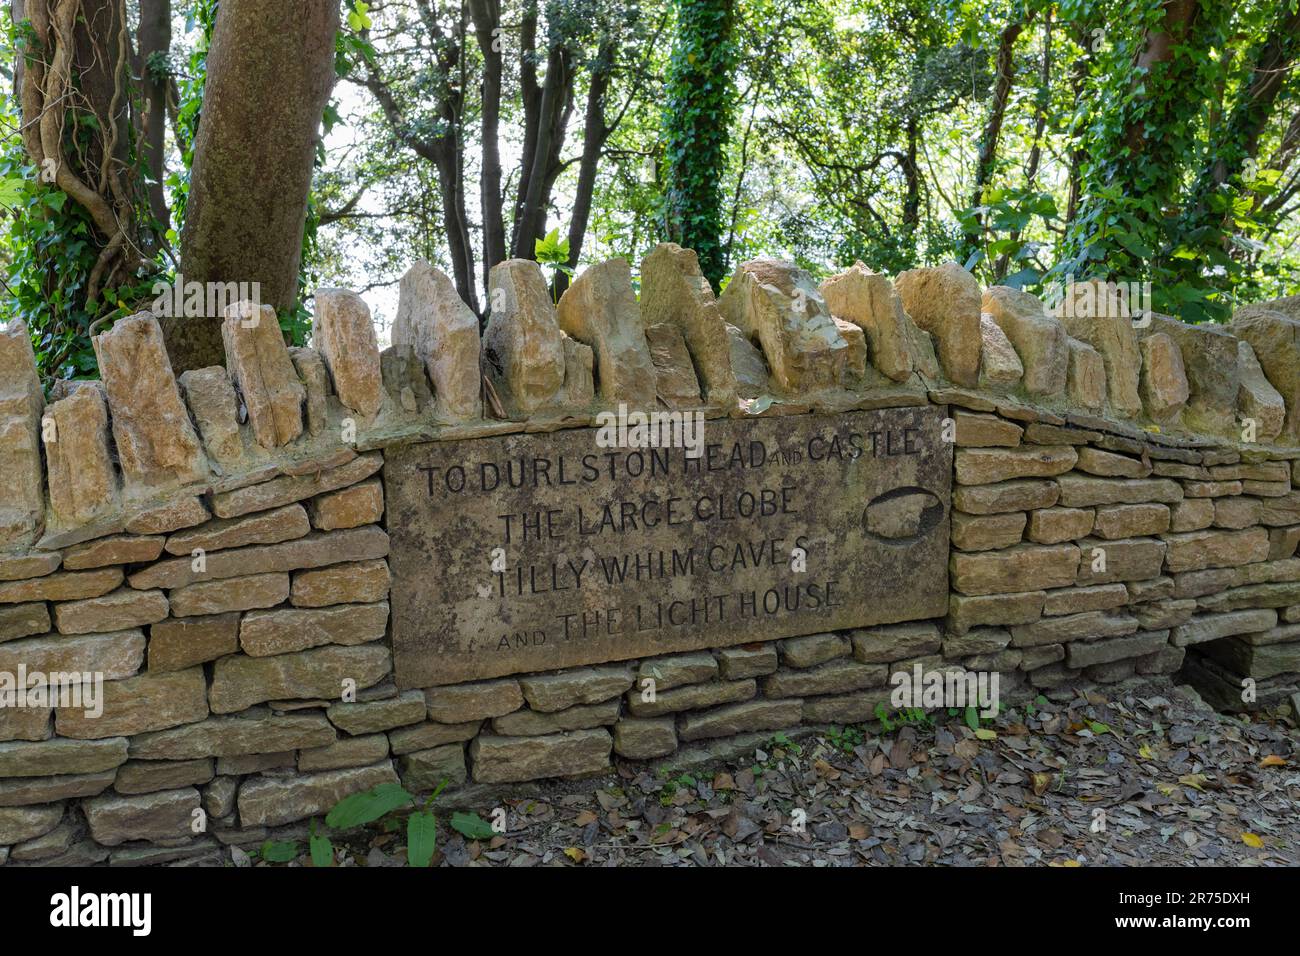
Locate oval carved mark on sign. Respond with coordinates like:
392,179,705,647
863,486,944,543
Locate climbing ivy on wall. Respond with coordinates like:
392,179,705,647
661,0,738,291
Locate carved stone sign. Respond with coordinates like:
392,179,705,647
385,406,951,688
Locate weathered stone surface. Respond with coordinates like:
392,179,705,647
55,667,208,739
63,535,163,570
679,699,803,742
1056,475,1181,507
1075,536,1167,586
641,243,737,403
399,744,467,790
1043,583,1129,615
1213,497,1262,531
0,602,51,644
85,787,200,846
388,721,480,754
1027,507,1094,544
328,690,426,735
778,633,849,668
381,343,433,414
483,259,566,416
299,733,390,773
982,287,1068,397
313,288,383,418
95,313,208,487
169,573,288,618
166,504,310,557
763,659,886,697
387,407,951,687
129,525,388,589
54,588,169,634
0,804,63,844
1172,609,1277,647
392,260,483,422
239,602,388,656
726,324,771,394
1163,528,1269,573
238,762,398,827
1269,526,1300,560
1134,598,1197,630
0,551,60,582
1235,340,1285,443
627,679,755,717
425,678,523,723
952,511,1026,552
291,559,390,608
492,699,620,736
1065,337,1106,411
953,479,1059,515
948,591,1046,633
1093,503,1170,539
0,319,44,550
209,645,391,713
955,446,1076,485
1170,498,1215,533
125,496,210,535
0,737,128,777
287,346,331,437
715,645,779,679
178,366,243,467
953,411,1021,447
129,712,336,759
978,313,1024,391
894,262,982,386
0,770,115,808
1075,447,1150,478
950,544,1080,595
1232,308,1300,442
43,384,119,529
1056,284,1142,417
613,717,677,759
1065,630,1169,668
557,258,657,406
822,264,927,383
308,479,384,531
851,622,942,663
210,454,381,520
1010,611,1138,648
644,322,703,409
114,758,213,795
1137,314,1239,435
0,630,143,681
470,729,611,783
0,566,121,605
559,334,596,406
1199,637,1300,680
802,688,894,724
149,613,239,672
1139,332,1189,423
519,666,635,713
222,302,304,447
719,258,848,391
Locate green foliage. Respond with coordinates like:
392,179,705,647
535,227,574,300
661,0,738,289
449,811,496,840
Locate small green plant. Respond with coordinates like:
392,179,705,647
534,227,573,302
874,701,934,732
825,725,864,754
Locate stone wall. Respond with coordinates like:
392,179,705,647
1,248,1299,863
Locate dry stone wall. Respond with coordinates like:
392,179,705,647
0,248,1299,863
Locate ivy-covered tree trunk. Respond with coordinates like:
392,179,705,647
661,0,737,290
177,0,341,372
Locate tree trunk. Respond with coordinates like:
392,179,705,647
556,40,615,298
177,0,341,372
137,0,171,231
468,0,506,292
511,43,573,259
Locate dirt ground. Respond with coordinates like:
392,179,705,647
301,678,1300,868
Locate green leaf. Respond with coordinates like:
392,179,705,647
259,839,299,863
407,811,438,867
309,833,334,868
326,782,413,829
449,811,496,840
964,706,980,732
